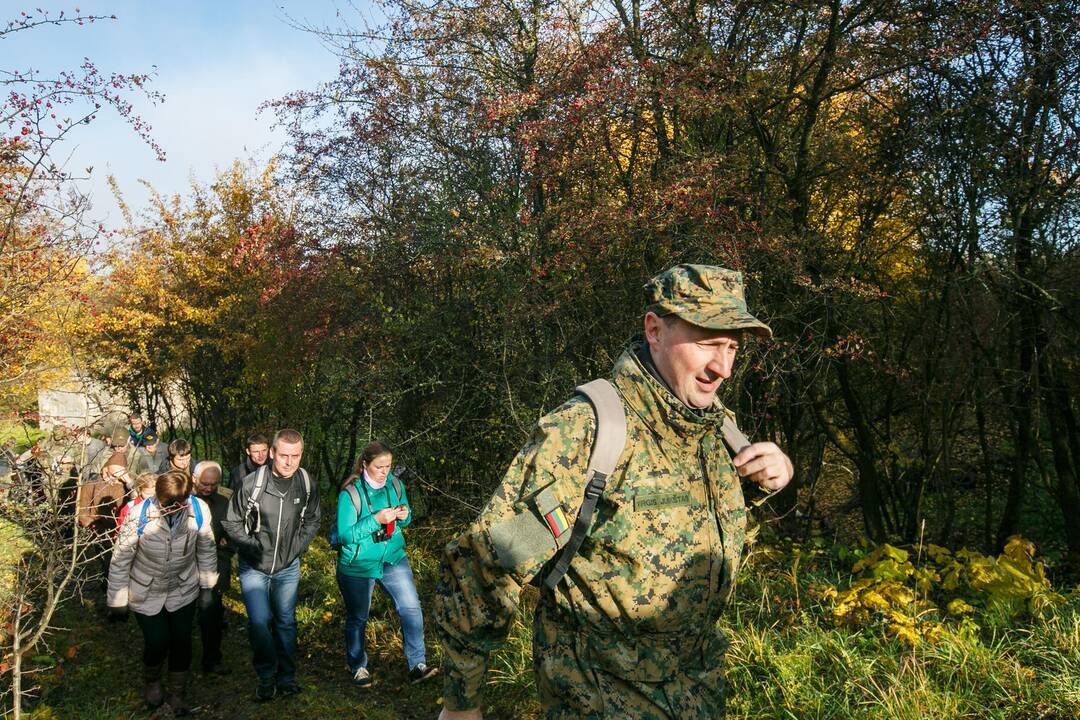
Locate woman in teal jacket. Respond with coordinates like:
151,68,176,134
336,441,437,687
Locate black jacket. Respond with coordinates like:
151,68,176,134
221,467,320,575
227,457,264,489
195,489,234,583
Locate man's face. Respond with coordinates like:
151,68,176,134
145,440,158,454
172,453,192,470
247,442,269,465
270,440,303,477
194,466,221,496
130,416,143,432
104,464,129,485
644,313,741,410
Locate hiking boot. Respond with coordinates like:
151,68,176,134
408,662,439,684
166,671,191,716
254,677,276,702
143,663,164,709
277,680,302,697
351,667,373,687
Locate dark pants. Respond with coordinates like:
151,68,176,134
134,601,198,671
198,555,232,669
198,590,225,669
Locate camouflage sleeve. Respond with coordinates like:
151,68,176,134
434,397,596,712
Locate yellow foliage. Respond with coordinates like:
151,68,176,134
946,598,975,616
823,536,1064,645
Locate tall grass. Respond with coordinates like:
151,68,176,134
17,512,1079,720
720,546,1080,720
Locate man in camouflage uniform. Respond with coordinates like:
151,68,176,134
434,265,793,719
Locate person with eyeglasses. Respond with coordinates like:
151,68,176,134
107,469,219,715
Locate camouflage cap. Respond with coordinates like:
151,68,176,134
644,264,772,337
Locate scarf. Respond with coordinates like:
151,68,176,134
363,468,387,490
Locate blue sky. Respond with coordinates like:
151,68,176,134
4,1,376,223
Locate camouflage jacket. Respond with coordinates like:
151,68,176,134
435,344,750,711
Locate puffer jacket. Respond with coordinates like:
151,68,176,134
107,496,219,614
336,473,412,578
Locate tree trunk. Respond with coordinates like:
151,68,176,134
1039,354,1080,571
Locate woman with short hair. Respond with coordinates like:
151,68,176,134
107,469,218,714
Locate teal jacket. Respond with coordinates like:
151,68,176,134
336,473,412,578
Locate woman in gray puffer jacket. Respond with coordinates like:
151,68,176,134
107,470,218,714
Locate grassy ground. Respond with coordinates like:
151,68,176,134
19,518,1080,720
0,419,44,453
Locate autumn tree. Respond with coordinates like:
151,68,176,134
1,9,163,716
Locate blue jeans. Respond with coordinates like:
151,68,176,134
238,557,300,684
336,556,427,672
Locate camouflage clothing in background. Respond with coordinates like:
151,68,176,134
435,342,750,718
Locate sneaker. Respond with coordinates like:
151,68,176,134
408,662,439,684
254,678,276,703
351,667,373,687
277,680,302,697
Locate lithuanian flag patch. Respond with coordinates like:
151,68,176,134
544,505,570,538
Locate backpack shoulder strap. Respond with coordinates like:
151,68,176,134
576,379,627,477
298,468,312,524
137,497,153,537
189,496,203,530
390,472,403,503
243,465,269,535
720,413,751,456
344,482,364,515
542,378,627,590
248,465,269,506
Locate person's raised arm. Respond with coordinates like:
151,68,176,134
434,398,595,716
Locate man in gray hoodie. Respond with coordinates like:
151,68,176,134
222,428,320,702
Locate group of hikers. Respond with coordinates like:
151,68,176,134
51,421,438,714
10,264,795,719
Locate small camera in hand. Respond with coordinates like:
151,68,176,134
371,526,391,543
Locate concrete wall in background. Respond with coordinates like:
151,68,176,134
36,373,191,433
37,374,128,432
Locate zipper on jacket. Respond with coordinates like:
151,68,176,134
270,495,284,575
700,435,721,625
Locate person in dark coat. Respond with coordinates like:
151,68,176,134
193,461,233,675
222,429,320,702
227,432,269,489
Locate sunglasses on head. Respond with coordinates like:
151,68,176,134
160,499,188,514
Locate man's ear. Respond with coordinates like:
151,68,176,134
643,311,664,350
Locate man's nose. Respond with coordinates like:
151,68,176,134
707,350,733,380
